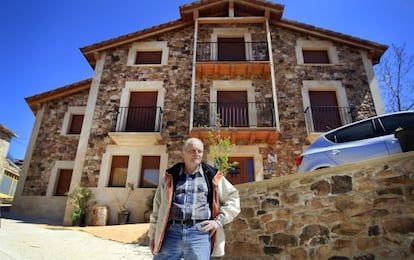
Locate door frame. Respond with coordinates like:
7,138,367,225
301,80,350,134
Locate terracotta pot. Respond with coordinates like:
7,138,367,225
118,210,130,225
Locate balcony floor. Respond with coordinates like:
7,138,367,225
190,127,278,145
196,62,270,79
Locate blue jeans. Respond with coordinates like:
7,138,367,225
153,223,211,260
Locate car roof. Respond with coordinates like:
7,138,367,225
321,110,414,136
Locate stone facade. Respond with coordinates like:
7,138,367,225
15,1,386,225
221,152,414,259
22,89,89,195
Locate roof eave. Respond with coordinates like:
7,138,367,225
25,78,92,115
276,19,388,64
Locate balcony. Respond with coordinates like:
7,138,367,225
304,106,356,134
109,106,163,146
191,102,278,144
196,42,270,79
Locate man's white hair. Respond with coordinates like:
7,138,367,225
182,138,204,151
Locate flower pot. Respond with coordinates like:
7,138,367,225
395,128,414,152
72,213,87,227
118,210,130,225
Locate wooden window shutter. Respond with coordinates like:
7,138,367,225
55,169,73,196
135,51,162,64
302,50,330,64
68,114,84,134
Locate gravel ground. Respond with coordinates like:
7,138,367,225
0,216,153,260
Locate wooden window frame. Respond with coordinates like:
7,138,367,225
139,156,160,188
55,169,73,196
127,41,168,66
302,50,330,64
68,114,84,134
135,51,162,65
109,156,129,187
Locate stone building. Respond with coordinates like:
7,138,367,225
0,124,20,200
12,0,387,225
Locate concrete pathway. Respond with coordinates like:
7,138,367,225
0,215,153,260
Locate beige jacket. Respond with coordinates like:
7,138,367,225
148,162,240,257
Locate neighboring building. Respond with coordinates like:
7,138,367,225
12,0,387,225
0,124,20,200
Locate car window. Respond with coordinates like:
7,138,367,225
379,113,414,134
326,120,376,143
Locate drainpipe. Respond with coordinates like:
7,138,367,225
265,18,280,132
190,19,199,132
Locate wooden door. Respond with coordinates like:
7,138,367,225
226,157,254,185
309,91,341,132
126,92,157,132
218,38,245,61
55,169,72,196
217,91,248,127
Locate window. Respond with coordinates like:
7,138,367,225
326,120,376,143
226,157,254,185
61,106,86,135
135,51,162,64
379,113,414,135
55,169,72,196
127,41,168,66
109,156,129,187
217,91,248,127
68,114,84,134
218,37,246,61
296,40,338,65
301,81,350,134
302,50,329,64
140,156,160,188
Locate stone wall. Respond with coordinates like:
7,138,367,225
80,22,378,185
221,152,414,259
23,89,89,195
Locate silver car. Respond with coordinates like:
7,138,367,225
296,110,414,173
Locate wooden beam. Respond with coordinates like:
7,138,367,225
198,17,265,24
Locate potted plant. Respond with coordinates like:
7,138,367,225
116,183,134,224
66,184,95,226
394,127,414,152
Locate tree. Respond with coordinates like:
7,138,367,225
376,43,414,112
207,114,238,175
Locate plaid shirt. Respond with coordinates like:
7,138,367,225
169,165,211,221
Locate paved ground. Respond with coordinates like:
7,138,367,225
0,211,153,260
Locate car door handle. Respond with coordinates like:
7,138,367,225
331,150,340,155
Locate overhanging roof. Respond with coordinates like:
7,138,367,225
80,0,387,66
25,78,92,114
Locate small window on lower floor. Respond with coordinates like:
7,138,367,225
55,169,73,196
109,156,129,187
140,156,160,188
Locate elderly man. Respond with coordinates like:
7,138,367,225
148,138,240,259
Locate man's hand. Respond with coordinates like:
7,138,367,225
200,220,219,234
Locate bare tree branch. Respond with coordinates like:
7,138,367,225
375,43,414,112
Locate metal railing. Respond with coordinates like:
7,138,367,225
304,106,356,132
193,102,275,128
196,42,269,62
112,106,163,132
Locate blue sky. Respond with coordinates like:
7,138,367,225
1,0,413,160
